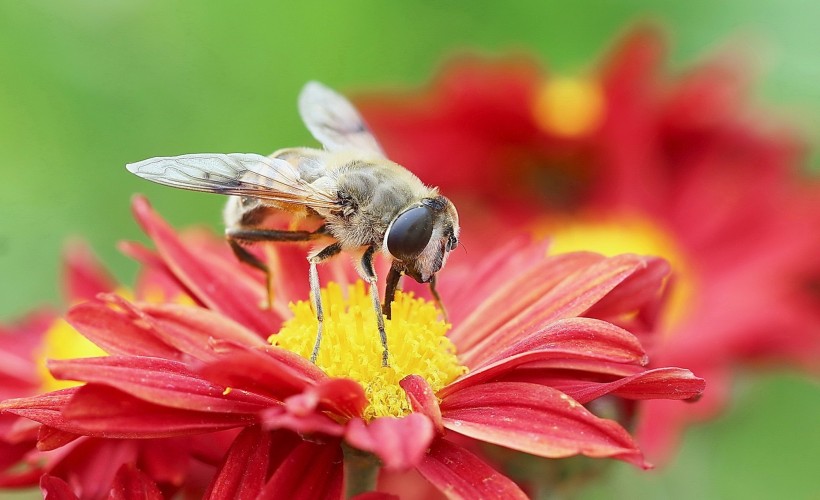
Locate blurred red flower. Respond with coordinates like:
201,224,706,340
355,25,820,460
2,197,703,498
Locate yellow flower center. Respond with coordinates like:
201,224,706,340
533,77,604,138
271,281,467,421
542,214,696,330
36,318,107,392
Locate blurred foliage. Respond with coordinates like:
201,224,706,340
0,1,818,499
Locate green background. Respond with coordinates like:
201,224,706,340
1,2,818,498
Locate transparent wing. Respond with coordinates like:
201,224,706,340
126,153,339,210
298,81,385,155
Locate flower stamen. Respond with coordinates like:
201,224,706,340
271,281,467,420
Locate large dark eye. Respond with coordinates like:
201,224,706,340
386,206,434,260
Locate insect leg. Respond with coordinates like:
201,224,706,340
226,226,327,309
308,242,342,364
382,263,403,319
360,246,389,367
428,274,448,323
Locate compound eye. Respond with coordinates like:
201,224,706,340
387,206,434,260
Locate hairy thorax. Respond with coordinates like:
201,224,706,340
327,160,430,249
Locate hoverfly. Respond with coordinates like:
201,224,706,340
126,82,460,367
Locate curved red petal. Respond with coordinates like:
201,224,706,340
415,438,527,500
400,375,443,434
205,426,273,500
58,385,255,438
66,300,181,359
259,406,345,437
40,474,79,500
46,438,140,499
352,493,400,500
440,318,647,398
449,251,603,352
136,302,268,360
37,426,81,451
131,195,281,334
583,256,670,323
460,254,658,367
485,316,645,366
345,413,434,471
440,382,648,468
49,356,274,413
109,463,163,500
259,439,343,500
561,367,705,404
284,377,367,420
195,344,325,402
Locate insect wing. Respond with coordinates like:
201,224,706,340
126,153,339,210
298,81,385,155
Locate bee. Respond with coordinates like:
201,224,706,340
126,81,460,367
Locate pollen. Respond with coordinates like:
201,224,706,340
271,281,467,420
533,77,604,138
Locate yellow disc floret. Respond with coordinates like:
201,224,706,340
271,281,467,420
533,77,604,138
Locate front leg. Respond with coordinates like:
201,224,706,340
428,274,448,323
382,263,403,319
360,246,389,367
308,243,342,364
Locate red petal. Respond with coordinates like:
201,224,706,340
259,439,344,500
131,196,282,334
118,240,195,304
0,388,76,409
37,426,81,451
583,257,669,323
488,317,646,364
66,300,181,358
449,251,603,352
109,464,164,500
440,382,648,467
441,318,647,397
415,438,527,500
49,356,274,413
40,474,79,500
58,385,255,438
557,367,706,404
443,236,552,325
0,440,33,473
205,427,274,500
259,406,345,437
460,254,659,367
352,493,399,500
196,343,325,401
139,436,198,486
62,239,116,303
285,378,367,420
399,375,443,434
345,413,434,470
136,302,268,360
49,438,140,500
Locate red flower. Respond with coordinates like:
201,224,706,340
2,197,703,497
0,241,233,498
355,26,820,460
